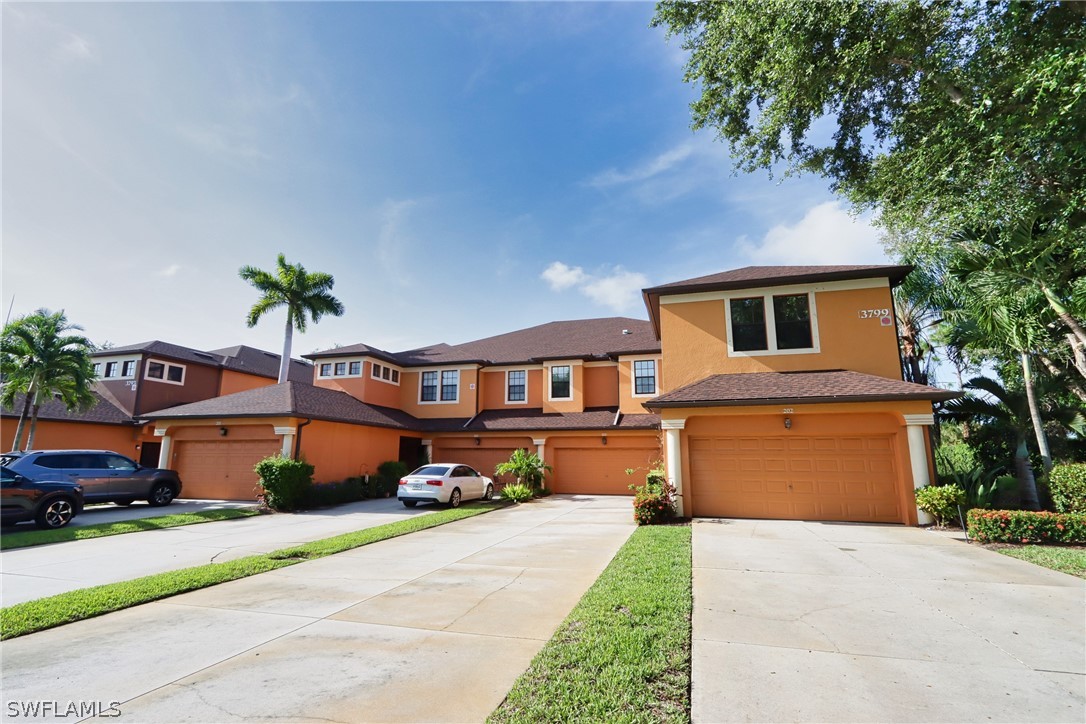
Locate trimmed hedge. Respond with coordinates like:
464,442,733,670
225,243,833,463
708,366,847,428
915,484,966,526
1048,463,1086,514
966,509,1086,544
254,457,315,511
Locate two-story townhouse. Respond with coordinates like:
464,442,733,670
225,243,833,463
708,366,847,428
641,265,956,525
144,264,954,525
1,342,312,468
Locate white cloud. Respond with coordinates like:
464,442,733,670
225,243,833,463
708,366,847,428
586,142,696,189
157,264,182,277
541,262,647,313
737,201,890,265
60,33,95,61
541,261,587,291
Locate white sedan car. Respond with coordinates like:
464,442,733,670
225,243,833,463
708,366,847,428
397,463,494,508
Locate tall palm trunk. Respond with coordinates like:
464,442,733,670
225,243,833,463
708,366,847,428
278,315,294,384
9,381,35,451
1020,351,1052,474
1013,438,1041,511
26,396,42,451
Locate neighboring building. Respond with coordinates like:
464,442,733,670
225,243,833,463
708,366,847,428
144,264,955,525
1,343,312,467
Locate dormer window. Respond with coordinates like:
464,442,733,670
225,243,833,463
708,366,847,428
146,359,186,385
727,292,818,355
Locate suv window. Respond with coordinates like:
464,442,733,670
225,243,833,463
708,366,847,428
101,454,137,470
33,454,77,469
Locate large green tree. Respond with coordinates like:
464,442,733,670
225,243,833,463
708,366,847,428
653,0,1086,250
1,309,96,451
239,254,345,384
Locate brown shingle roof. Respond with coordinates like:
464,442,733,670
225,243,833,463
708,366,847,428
142,382,418,430
308,318,660,366
418,408,660,433
209,345,313,383
1,390,134,426
96,340,223,366
645,371,959,408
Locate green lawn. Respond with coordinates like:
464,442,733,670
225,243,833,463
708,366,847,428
490,524,692,724
0,508,262,550
1,501,505,640
994,545,1086,578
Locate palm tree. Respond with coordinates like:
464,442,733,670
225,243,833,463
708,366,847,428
239,254,345,383
1,309,96,451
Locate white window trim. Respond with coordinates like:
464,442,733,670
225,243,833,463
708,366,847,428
418,368,461,405
724,291,821,358
369,359,401,386
505,369,529,405
315,358,365,379
94,356,140,381
145,358,186,386
628,356,661,398
545,362,574,402
659,277,888,306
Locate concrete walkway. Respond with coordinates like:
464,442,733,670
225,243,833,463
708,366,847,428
692,518,1086,723
1,495,635,723
1,497,439,606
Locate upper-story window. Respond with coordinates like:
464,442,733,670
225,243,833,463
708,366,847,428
506,370,526,403
319,363,332,377
728,292,817,355
121,360,136,377
334,362,347,376
349,361,361,376
371,362,400,385
441,370,459,401
146,359,185,385
421,371,438,401
104,362,118,378
633,360,657,395
92,363,101,377
550,365,572,400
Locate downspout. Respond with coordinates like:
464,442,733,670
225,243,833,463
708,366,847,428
293,418,312,459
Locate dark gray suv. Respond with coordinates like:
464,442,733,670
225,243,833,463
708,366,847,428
1,466,84,529
0,451,183,507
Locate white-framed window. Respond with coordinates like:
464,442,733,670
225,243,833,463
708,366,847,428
633,359,657,396
419,369,459,403
441,370,459,402
121,360,136,377
420,371,438,402
145,359,186,385
372,363,383,379
506,370,527,404
319,363,332,377
349,361,361,376
726,291,819,356
334,362,347,376
92,362,102,377
371,361,400,385
549,365,572,401
104,362,118,378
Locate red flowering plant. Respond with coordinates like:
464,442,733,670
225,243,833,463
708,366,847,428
628,463,676,525
966,509,1086,544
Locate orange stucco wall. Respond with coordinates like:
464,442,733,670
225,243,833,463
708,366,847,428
2,419,138,457
399,368,478,418
660,285,903,390
480,369,545,410
583,365,619,409
542,363,583,414
664,401,933,524
299,420,411,482
219,370,278,397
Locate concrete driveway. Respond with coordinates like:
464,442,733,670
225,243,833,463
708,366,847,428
693,518,1086,723
1,495,635,723
1,497,439,606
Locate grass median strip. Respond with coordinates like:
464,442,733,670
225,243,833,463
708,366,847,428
0,509,262,550
490,524,692,724
1,501,506,640
992,545,1086,578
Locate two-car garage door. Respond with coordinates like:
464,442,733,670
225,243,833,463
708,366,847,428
689,434,903,524
174,439,280,501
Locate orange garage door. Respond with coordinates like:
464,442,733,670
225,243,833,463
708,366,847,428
551,446,658,495
174,439,281,500
689,435,903,523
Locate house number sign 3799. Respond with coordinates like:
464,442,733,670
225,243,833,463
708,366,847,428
857,308,891,319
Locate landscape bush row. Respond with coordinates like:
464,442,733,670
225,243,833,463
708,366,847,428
254,457,408,512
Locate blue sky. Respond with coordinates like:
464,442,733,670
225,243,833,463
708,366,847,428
3,2,890,358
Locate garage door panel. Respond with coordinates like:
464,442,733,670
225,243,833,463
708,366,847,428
176,439,279,501
691,432,902,524
551,445,658,495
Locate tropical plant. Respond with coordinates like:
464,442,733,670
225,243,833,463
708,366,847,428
1,309,96,451
940,465,1017,510
500,483,534,503
1048,463,1086,514
495,448,552,490
914,485,967,527
239,254,345,383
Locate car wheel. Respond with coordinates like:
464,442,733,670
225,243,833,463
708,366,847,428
483,483,494,501
448,488,462,508
402,500,417,508
35,497,76,530
148,483,177,507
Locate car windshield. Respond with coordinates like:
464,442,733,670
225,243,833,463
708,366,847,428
409,465,451,476
0,454,20,467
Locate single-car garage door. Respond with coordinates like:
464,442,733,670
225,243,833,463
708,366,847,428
174,439,280,500
689,435,902,523
551,446,658,495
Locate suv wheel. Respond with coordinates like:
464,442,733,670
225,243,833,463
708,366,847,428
36,497,76,529
148,482,177,507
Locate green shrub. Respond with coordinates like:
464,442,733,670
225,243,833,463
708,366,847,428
967,509,1086,544
1048,463,1086,514
535,487,553,498
501,483,534,502
914,484,967,526
254,457,315,512
304,478,364,508
496,449,552,489
942,466,1016,509
374,461,409,497
629,471,676,526
935,442,978,482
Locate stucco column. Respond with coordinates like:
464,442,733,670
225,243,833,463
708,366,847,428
661,419,686,514
421,439,433,464
154,428,171,468
904,413,936,525
274,427,297,458
532,438,547,462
